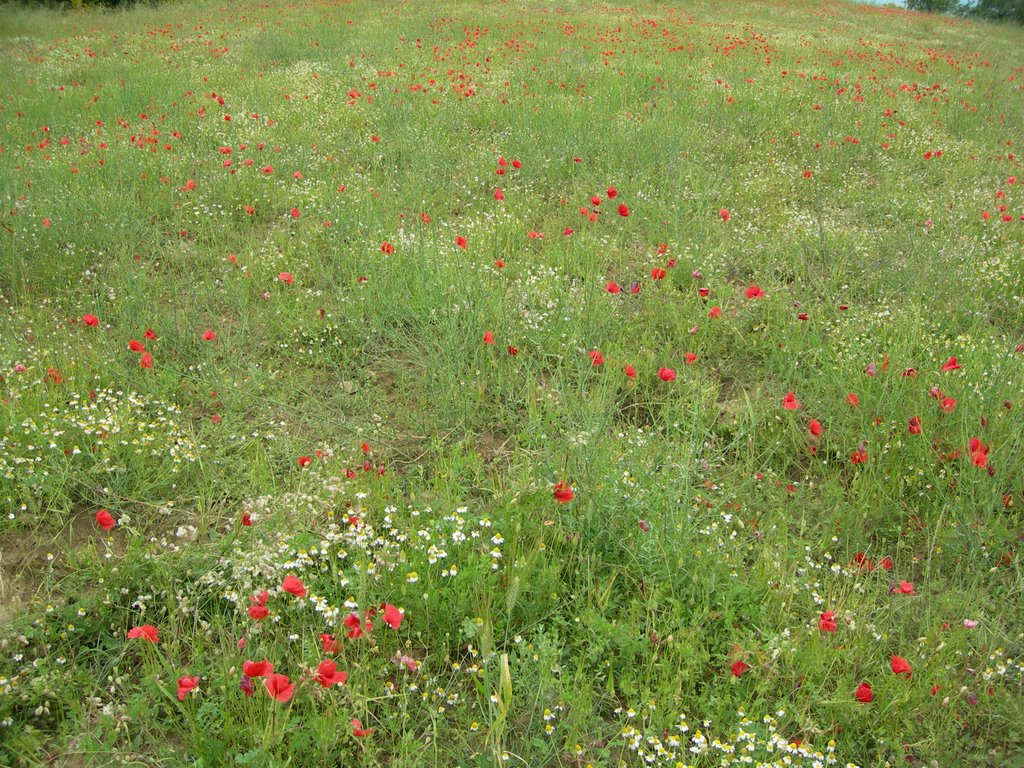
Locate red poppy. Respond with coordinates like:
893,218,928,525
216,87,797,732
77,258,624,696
745,285,764,299
940,397,956,413
850,447,869,464
617,203,630,217
290,207,300,219
589,350,605,366
248,590,270,620
607,186,617,199
265,673,296,702
177,675,200,701
658,367,676,382
202,329,216,341
897,581,915,595
494,188,504,201
651,267,666,280
96,509,116,531
782,391,800,411
606,281,621,294
316,660,348,687
623,364,636,379
278,272,294,285
82,314,99,327
819,611,838,632
908,416,922,435
846,393,859,407
282,574,306,598
381,241,395,254
455,236,468,249
891,656,912,678
719,208,730,222
852,552,874,571
809,419,823,438
968,437,989,467
708,306,721,319
553,482,574,503
940,356,961,372
880,556,893,571
298,456,312,467
381,603,404,630
684,353,698,365
320,634,341,654
144,328,157,341
127,624,159,643
731,660,748,677
344,611,374,639
855,682,873,703
351,718,376,737
483,331,494,345
242,660,274,678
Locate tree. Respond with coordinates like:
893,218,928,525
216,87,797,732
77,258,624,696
970,0,1024,23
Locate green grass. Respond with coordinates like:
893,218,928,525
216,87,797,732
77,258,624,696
1,0,1023,765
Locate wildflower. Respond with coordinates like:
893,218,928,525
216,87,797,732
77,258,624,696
127,625,159,643
968,438,989,468
855,682,873,703
248,591,270,620
95,509,116,531
242,660,274,678
177,675,200,701
344,611,374,639
819,611,838,632
658,367,676,382
282,574,306,598
265,674,295,702
731,660,748,677
315,660,348,687
745,285,764,299
82,314,99,327
891,656,912,678
553,482,575,503
381,603,404,630
351,718,376,737
782,391,800,410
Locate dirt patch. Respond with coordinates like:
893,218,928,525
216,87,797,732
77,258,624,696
0,509,111,624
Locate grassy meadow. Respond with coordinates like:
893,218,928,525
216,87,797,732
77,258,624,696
1,0,1023,764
